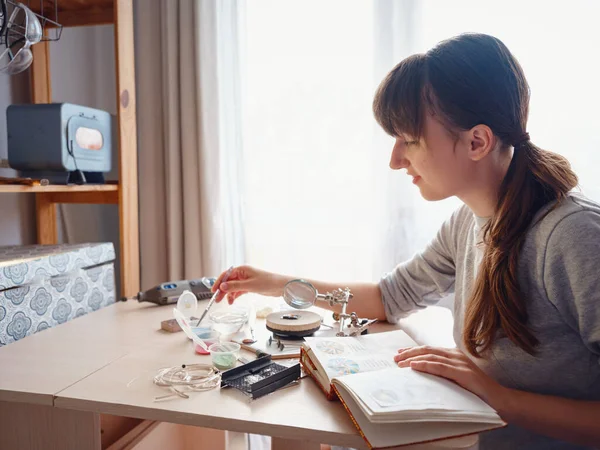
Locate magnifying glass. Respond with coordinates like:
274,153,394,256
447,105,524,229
282,279,355,335
282,279,319,309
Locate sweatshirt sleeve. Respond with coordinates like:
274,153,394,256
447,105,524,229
378,207,461,323
543,210,600,361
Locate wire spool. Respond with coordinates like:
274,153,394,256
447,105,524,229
265,310,322,338
153,363,221,401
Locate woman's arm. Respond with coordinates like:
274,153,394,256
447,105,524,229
496,386,600,447
215,208,465,322
395,346,600,448
289,278,387,321
213,265,387,320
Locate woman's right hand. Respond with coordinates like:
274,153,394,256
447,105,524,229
212,265,287,304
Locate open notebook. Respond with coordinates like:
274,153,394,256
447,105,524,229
300,330,505,449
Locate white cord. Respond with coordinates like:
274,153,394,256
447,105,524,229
153,364,221,401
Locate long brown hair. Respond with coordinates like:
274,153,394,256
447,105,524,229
373,33,578,357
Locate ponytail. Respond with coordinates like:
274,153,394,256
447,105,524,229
464,140,578,356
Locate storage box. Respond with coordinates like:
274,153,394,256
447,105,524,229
0,243,116,346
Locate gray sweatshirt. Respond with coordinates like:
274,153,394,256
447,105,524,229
379,193,600,450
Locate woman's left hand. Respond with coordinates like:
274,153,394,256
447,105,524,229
394,346,507,406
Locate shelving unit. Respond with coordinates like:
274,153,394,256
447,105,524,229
0,184,118,193
6,0,140,297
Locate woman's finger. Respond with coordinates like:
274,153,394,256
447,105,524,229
212,265,252,292
214,268,249,302
409,360,463,382
212,268,233,293
214,288,227,303
396,346,456,361
233,291,247,300
395,353,460,367
214,277,238,302
228,291,248,305
220,279,252,293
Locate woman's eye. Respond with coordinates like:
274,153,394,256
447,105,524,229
395,137,419,147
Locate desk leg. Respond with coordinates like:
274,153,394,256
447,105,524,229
271,437,321,450
0,400,101,450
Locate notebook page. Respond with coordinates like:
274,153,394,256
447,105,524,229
334,382,494,449
335,367,501,423
304,330,417,384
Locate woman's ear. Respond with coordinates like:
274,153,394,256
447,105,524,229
467,124,496,161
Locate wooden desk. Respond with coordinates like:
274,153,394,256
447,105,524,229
0,301,175,405
0,299,472,450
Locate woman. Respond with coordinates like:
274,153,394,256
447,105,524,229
213,33,600,449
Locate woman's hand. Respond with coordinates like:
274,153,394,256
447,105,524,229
212,265,287,304
394,346,507,407
395,346,600,447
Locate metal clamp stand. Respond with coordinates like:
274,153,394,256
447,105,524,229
316,288,377,336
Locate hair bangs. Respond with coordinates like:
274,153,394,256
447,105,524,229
372,54,428,139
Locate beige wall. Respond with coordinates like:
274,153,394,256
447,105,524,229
0,71,36,246
0,26,122,292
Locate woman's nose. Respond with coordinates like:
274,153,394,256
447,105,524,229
389,141,409,170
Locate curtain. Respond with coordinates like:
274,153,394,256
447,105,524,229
135,0,245,288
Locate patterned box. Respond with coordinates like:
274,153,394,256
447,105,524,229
0,243,116,346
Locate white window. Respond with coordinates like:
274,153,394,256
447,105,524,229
241,0,600,282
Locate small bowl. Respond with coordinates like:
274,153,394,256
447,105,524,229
193,330,221,355
209,342,240,370
209,308,249,335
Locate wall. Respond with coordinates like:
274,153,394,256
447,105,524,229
49,25,122,294
0,72,36,246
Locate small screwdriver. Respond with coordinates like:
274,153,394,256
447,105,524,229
195,266,234,326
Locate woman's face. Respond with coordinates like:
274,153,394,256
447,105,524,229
389,113,473,201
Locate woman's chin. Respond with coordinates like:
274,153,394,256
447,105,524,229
418,185,450,202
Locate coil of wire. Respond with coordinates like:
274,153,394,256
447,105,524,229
153,364,221,401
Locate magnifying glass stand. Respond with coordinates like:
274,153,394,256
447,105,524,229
315,288,377,337
282,280,377,337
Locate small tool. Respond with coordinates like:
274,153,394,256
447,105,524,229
195,266,234,326
242,328,256,345
267,336,304,351
236,341,270,359
281,279,377,337
120,277,216,306
242,304,257,344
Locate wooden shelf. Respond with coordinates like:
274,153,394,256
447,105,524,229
0,184,118,193
0,184,119,205
27,0,140,297
32,0,115,28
